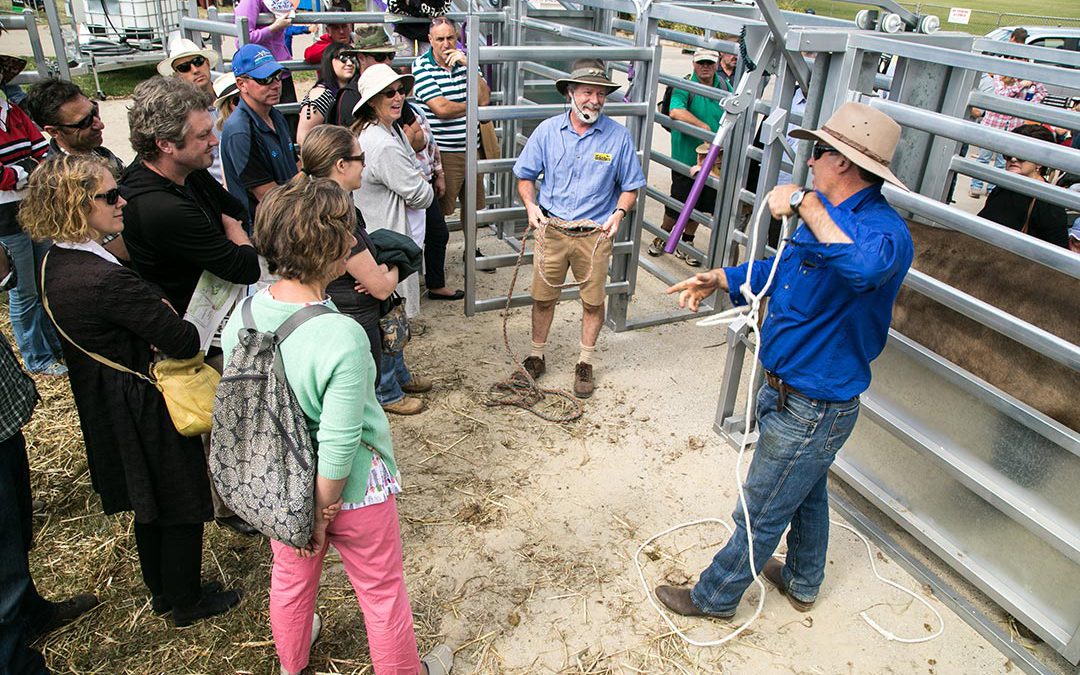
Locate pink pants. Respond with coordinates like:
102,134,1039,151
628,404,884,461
269,496,422,675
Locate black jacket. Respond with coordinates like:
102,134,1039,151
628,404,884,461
120,161,261,314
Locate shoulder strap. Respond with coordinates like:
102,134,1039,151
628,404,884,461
1022,198,1036,235
39,250,156,385
274,304,336,343
240,295,257,333
270,303,336,385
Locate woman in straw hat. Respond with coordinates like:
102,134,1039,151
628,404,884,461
350,62,435,416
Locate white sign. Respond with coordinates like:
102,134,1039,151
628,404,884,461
948,7,972,24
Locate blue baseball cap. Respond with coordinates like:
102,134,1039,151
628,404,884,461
232,44,284,79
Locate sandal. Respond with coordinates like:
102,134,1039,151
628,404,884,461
421,644,453,675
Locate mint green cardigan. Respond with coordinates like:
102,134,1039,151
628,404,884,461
220,291,396,503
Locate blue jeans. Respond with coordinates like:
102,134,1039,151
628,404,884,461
691,384,860,615
0,233,62,372
969,148,1005,192
375,350,413,406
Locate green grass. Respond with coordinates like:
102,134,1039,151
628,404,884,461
790,0,1080,37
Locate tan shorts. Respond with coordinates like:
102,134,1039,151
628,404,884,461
531,226,613,306
439,150,486,217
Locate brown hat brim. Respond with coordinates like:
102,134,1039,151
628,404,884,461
790,127,909,191
555,77,620,97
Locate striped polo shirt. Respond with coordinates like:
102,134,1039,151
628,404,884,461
412,49,475,152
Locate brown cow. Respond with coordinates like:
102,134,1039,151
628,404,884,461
891,221,1079,433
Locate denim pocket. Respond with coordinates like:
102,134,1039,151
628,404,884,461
824,401,860,453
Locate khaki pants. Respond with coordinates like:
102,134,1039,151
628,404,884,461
439,151,486,217
531,227,612,306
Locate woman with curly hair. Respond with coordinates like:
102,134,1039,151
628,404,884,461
21,155,241,627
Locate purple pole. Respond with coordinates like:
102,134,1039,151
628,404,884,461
663,142,722,253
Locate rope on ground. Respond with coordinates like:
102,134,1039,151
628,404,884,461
485,216,603,423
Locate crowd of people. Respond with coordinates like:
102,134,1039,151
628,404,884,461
0,11,1077,675
0,17,495,675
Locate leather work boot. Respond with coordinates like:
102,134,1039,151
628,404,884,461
573,362,594,399
761,558,814,612
382,396,426,415
654,585,734,619
401,375,433,394
522,355,545,380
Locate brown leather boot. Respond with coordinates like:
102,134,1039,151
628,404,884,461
761,558,815,612
573,362,594,399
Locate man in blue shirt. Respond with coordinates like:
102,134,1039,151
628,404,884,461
513,60,646,398
658,102,913,619
220,44,298,225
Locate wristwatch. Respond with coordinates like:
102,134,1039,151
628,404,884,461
789,189,808,214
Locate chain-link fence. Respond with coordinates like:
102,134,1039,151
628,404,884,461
900,3,1080,38
789,1,1080,37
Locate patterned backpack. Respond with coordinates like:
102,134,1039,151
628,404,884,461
209,297,334,547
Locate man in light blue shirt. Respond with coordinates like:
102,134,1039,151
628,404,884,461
513,59,646,398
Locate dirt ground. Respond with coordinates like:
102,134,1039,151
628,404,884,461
4,36,1037,675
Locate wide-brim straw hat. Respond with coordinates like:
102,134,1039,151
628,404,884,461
212,73,238,108
157,36,221,77
352,63,414,117
0,54,27,86
555,59,620,97
789,101,908,190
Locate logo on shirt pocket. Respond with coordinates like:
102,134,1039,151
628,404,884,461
593,153,612,162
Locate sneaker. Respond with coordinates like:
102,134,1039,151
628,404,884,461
647,236,665,257
674,248,702,267
422,643,454,675
401,375,433,394
522,355,545,380
573,362,594,399
172,588,243,627
36,361,68,377
382,396,426,415
310,612,322,646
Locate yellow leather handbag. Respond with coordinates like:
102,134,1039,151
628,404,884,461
41,253,219,436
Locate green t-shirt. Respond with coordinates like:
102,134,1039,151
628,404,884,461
670,73,730,167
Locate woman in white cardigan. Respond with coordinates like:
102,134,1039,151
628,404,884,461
351,64,436,416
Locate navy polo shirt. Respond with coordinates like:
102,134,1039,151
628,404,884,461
220,98,297,223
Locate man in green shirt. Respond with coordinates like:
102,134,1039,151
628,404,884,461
649,48,730,266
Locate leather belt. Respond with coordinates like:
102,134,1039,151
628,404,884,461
765,371,807,412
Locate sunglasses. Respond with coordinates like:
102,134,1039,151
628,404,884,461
55,103,100,130
94,187,121,206
811,143,838,160
173,55,207,73
335,53,358,65
380,85,408,99
343,153,365,163
243,72,284,86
